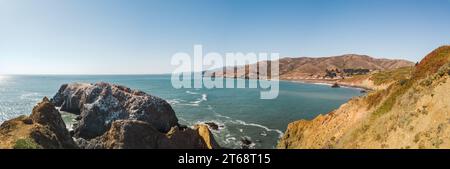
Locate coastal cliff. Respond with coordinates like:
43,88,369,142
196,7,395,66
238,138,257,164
0,83,220,149
278,46,450,149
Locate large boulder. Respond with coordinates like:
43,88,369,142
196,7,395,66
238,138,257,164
52,82,179,139
75,120,220,149
0,97,78,149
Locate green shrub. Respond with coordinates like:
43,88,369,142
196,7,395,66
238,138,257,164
421,77,433,86
370,67,413,85
13,138,41,149
399,79,408,86
437,63,450,77
372,80,413,118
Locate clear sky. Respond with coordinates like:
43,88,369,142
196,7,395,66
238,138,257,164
1,0,450,74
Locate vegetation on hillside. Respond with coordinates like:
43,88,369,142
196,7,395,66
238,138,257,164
13,138,42,149
371,46,450,118
370,66,413,85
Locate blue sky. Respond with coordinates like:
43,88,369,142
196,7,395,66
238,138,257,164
1,0,450,74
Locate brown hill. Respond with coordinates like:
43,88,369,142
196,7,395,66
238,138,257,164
207,54,414,81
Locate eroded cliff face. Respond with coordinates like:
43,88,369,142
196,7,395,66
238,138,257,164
279,46,450,149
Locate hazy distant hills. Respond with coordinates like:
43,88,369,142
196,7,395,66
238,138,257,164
206,54,414,80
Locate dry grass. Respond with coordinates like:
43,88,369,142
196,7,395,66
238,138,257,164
413,46,450,79
370,66,413,85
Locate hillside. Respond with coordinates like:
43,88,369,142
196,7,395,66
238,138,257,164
335,66,414,90
278,46,450,149
206,54,414,82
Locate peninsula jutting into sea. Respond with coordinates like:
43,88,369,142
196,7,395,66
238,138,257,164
1,0,450,151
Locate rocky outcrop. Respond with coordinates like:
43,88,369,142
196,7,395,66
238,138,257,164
52,82,178,139
278,46,450,149
75,120,220,149
0,97,77,149
51,82,220,149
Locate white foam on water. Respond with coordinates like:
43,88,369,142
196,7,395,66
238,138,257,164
260,131,268,137
225,137,237,144
186,90,200,95
0,111,6,124
20,92,41,101
167,99,186,105
232,120,284,138
311,82,332,86
216,114,231,119
185,91,207,105
189,93,208,106
195,119,226,132
179,103,200,107
168,97,207,107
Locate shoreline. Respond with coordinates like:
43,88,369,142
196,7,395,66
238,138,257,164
219,76,373,91
281,79,373,91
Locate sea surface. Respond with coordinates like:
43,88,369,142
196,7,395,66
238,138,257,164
0,75,362,149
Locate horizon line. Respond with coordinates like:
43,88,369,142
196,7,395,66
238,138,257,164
0,53,417,75
0,73,173,76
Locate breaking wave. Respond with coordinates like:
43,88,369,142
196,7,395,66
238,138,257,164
230,120,284,138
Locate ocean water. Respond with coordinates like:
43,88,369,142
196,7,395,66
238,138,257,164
0,75,362,149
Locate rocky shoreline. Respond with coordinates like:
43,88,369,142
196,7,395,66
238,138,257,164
0,82,220,149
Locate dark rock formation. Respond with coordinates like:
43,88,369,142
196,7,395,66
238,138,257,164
204,122,220,131
331,83,340,88
75,120,220,149
240,136,253,149
51,82,220,149
166,124,221,149
0,97,77,149
52,82,179,139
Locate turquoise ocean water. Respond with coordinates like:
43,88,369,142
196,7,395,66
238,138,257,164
0,75,362,148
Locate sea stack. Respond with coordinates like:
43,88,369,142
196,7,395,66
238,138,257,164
331,83,340,88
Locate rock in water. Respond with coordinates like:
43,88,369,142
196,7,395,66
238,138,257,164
204,122,219,131
0,97,78,149
240,136,253,149
51,82,179,139
331,83,340,88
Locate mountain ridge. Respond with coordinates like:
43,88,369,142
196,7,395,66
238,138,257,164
206,54,414,82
